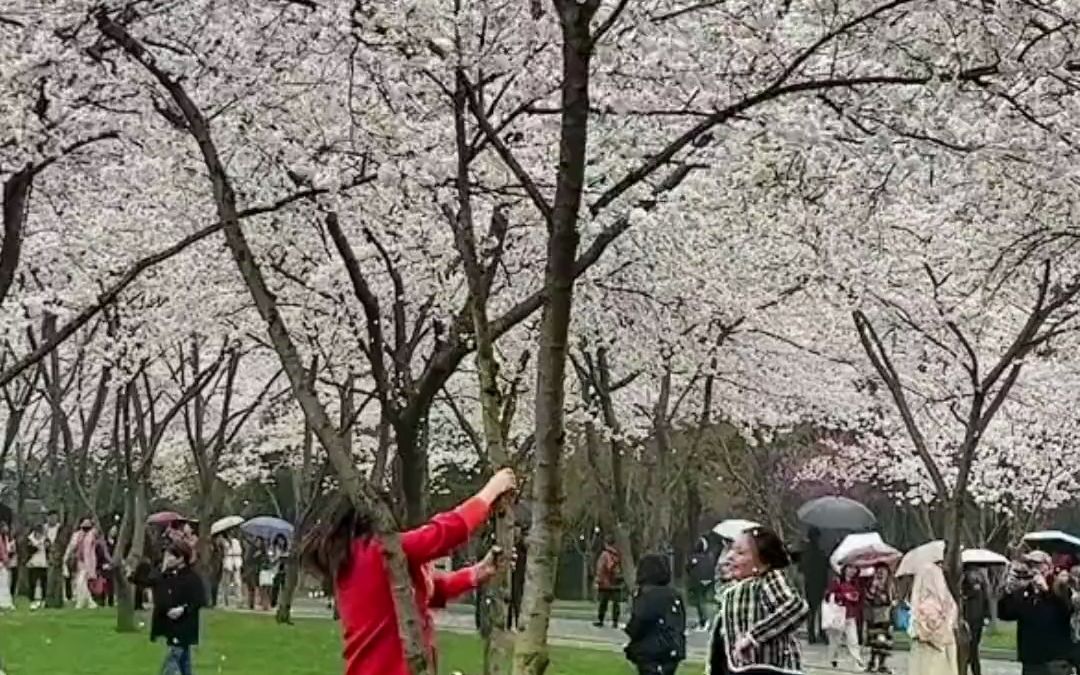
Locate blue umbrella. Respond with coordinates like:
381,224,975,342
241,516,294,540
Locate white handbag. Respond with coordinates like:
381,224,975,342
821,597,847,632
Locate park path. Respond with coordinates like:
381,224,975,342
276,599,1021,675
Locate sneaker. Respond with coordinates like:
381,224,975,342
592,621,603,628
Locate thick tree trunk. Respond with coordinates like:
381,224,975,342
512,4,597,674
116,481,147,633
195,496,216,606
396,422,429,528
945,499,971,675
45,524,71,608
0,167,30,309
275,552,301,624
472,326,515,675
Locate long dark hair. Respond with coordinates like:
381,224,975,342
300,492,374,582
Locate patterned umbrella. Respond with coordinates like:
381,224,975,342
146,511,184,526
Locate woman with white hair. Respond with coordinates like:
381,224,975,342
908,563,958,675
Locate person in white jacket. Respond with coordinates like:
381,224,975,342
27,524,49,609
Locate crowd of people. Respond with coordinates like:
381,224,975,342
7,487,1080,675
0,510,301,616
587,523,1080,675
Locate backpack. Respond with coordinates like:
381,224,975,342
657,592,687,662
626,586,687,665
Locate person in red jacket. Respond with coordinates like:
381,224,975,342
302,468,516,675
594,538,623,628
826,564,865,669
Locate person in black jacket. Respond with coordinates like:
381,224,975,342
686,534,717,631
800,527,829,644
998,552,1073,675
963,568,992,675
151,542,206,675
624,554,686,675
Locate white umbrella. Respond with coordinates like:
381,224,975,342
896,541,1009,576
961,548,1008,566
211,515,244,536
896,541,946,577
713,519,760,541
830,532,901,572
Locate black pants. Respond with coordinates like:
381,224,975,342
104,578,115,607
597,588,621,626
507,592,522,630
28,568,47,600
806,601,822,643
636,663,679,675
271,572,284,608
968,621,984,675
1021,662,1072,675
689,583,710,628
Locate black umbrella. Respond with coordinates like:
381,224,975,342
797,496,876,531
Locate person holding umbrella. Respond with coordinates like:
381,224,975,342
865,564,895,674
801,527,830,644
825,565,865,670
909,563,958,675
962,568,991,675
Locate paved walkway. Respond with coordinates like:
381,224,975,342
280,598,1022,674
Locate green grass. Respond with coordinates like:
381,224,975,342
0,608,632,675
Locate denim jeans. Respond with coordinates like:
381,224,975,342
161,645,192,675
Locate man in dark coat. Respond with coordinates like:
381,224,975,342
962,568,992,675
800,527,829,644
687,534,717,630
998,552,1074,675
150,542,206,675
624,554,686,675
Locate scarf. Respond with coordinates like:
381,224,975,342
75,531,98,579
910,565,956,649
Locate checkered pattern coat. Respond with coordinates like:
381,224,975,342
706,570,808,674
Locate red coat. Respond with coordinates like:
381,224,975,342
338,498,489,675
596,547,621,591
827,578,862,619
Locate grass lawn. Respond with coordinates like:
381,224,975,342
0,608,633,675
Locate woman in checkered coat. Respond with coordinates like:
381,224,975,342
707,527,808,674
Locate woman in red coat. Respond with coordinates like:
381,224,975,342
303,468,516,675
826,565,865,669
